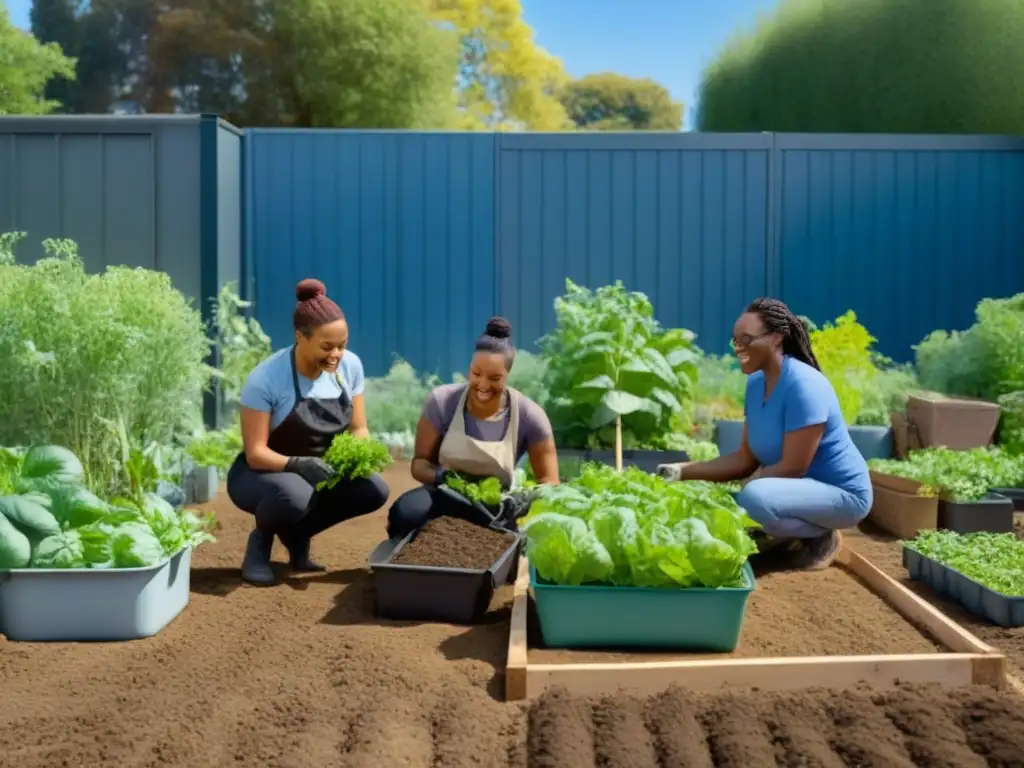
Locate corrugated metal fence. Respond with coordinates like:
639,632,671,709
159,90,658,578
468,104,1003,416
247,131,1024,378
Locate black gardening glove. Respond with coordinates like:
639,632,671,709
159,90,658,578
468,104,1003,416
433,466,458,488
500,489,539,524
286,456,337,487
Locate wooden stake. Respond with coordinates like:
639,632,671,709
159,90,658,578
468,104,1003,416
614,415,623,471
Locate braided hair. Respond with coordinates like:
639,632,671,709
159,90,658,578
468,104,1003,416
745,298,820,370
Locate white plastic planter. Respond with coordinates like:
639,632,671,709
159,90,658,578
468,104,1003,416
0,547,192,642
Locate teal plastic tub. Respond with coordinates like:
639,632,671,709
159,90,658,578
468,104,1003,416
530,562,756,652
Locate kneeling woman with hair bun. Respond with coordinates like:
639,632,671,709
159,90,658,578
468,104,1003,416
387,317,560,539
228,278,390,586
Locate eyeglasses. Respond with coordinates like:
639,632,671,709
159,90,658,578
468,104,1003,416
731,331,773,350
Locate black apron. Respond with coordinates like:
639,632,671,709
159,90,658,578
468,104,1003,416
233,347,353,471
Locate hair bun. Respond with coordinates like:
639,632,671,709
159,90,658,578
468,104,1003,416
485,316,512,339
296,278,326,302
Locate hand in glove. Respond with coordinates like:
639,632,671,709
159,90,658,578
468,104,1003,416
433,466,457,487
656,461,690,481
500,490,538,523
286,456,337,487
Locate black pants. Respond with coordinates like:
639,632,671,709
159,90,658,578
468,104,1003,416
387,485,494,540
227,458,389,541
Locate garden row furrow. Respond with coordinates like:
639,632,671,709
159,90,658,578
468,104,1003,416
525,684,1024,768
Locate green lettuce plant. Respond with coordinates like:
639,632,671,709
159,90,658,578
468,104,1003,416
521,463,758,588
538,279,699,450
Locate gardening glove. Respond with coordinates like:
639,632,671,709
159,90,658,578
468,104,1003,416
433,466,457,487
286,456,336,487
657,462,691,481
500,490,538,523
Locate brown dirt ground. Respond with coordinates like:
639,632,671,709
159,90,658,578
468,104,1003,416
528,683,1024,768
1,462,1023,768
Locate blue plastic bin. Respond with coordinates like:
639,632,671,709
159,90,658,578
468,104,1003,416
848,425,894,460
714,420,745,456
530,562,756,652
0,547,192,642
903,546,1024,628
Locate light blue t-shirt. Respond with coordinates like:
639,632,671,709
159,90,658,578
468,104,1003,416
744,356,871,501
239,346,365,430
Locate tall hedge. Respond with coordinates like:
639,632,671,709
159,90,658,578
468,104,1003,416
697,0,1024,134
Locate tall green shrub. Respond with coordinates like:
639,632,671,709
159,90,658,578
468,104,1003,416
697,0,1024,134
0,234,211,496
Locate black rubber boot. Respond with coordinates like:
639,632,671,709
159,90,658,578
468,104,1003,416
241,529,276,586
281,533,325,573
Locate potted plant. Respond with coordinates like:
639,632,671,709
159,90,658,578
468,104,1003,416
904,530,1024,628
520,463,758,651
870,448,1017,535
537,280,700,473
183,427,243,504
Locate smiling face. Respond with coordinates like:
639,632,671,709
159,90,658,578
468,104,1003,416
732,311,781,375
467,351,509,407
295,318,349,375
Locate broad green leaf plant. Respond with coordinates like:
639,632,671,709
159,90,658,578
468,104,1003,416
538,279,699,450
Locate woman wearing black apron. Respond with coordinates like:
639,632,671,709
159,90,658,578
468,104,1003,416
227,279,390,586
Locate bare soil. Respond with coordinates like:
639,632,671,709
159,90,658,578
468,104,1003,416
1,462,1023,768
391,516,517,570
528,683,1024,767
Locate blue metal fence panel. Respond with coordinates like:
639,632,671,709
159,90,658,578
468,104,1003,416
245,130,1024,374
247,130,497,378
776,134,1024,360
496,133,771,354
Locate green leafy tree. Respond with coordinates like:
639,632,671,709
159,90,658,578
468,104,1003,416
428,0,570,130
698,0,1024,134
0,7,76,115
144,0,458,127
274,0,458,128
562,73,683,131
29,0,78,110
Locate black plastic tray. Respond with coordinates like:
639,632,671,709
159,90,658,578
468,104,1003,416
556,448,690,474
368,526,522,625
990,487,1024,511
902,546,1024,628
937,493,1014,533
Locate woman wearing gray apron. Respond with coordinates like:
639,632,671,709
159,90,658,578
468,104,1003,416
228,279,390,586
387,317,560,539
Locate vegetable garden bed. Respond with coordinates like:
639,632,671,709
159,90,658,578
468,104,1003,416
505,548,1007,701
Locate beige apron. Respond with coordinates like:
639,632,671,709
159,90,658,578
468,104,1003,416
438,386,520,489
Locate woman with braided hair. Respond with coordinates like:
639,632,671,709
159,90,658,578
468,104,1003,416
658,298,871,571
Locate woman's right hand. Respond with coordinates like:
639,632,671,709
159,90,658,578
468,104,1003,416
286,456,337,486
657,461,692,481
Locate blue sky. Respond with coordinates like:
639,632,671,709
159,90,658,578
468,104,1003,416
4,0,779,129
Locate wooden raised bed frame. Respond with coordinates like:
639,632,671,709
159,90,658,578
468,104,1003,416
505,547,1009,701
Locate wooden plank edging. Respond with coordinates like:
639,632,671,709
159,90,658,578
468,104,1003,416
505,549,1007,702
